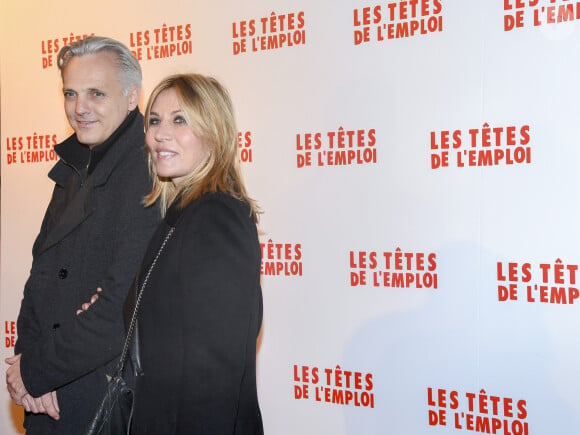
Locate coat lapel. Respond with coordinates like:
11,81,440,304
36,177,95,255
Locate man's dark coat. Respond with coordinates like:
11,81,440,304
15,110,160,435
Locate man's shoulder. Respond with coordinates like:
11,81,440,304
97,132,148,182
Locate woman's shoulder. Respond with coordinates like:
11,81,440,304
194,191,248,212
180,191,252,223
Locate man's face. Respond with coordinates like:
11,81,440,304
62,51,139,148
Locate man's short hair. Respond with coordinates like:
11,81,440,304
57,36,142,94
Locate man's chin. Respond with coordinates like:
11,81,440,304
75,133,102,148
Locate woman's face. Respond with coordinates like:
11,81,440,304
146,88,209,186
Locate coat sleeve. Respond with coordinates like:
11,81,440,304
175,197,261,433
15,183,63,355
14,280,42,356
19,154,160,396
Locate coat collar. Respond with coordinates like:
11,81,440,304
49,110,142,188
164,193,186,227
36,111,145,255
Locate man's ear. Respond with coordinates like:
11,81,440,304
127,86,141,111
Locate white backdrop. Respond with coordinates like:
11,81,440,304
2,1,580,434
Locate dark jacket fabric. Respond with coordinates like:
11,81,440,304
14,110,160,435
130,192,264,435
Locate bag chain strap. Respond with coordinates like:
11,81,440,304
116,226,175,375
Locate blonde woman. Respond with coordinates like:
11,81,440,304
130,74,263,434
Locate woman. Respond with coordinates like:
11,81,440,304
130,74,263,434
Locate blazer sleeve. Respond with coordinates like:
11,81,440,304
19,156,160,396
175,197,261,433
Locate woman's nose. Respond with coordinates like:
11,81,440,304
154,122,171,141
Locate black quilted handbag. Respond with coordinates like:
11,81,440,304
84,375,135,435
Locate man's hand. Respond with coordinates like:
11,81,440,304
6,355,60,420
76,287,103,315
22,391,60,420
5,354,27,405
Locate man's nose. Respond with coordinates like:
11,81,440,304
75,96,89,114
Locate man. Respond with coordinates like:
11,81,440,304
5,36,160,434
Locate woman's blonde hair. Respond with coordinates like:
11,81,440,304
143,74,259,221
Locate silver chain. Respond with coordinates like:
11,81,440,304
117,226,175,375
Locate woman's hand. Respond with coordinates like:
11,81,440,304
76,287,103,315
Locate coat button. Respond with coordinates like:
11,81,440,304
58,268,68,279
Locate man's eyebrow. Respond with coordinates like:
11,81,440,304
61,87,104,93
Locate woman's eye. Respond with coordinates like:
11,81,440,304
149,118,160,126
174,116,187,124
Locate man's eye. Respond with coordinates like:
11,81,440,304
92,91,105,97
63,91,75,98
